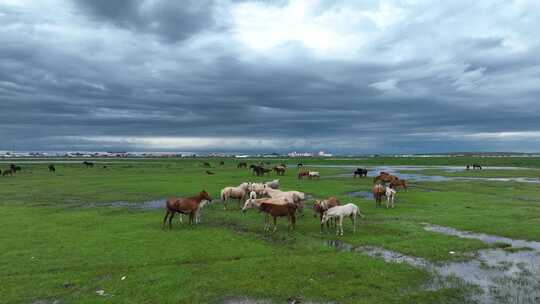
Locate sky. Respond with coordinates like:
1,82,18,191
1,0,539,154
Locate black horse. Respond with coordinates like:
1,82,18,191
472,163,482,170
83,161,94,167
353,168,368,178
10,164,21,172
250,164,271,176
48,164,56,173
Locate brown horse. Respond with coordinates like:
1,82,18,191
373,174,398,184
298,168,310,179
273,165,286,176
390,178,407,190
2,169,14,176
313,197,340,232
163,191,212,229
237,162,247,168
258,202,297,232
372,183,386,207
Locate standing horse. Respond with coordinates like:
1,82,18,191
321,203,363,236
48,164,56,173
221,183,249,210
298,169,310,179
313,197,340,232
82,161,94,167
308,171,320,179
162,190,212,229
244,199,297,233
202,162,211,168
237,162,247,168
385,186,396,209
372,183,386,207
472,164,482,170
373,174,398,184
273,165,286,176
297,163,303,168
390,178,407,190
2,169,14,176
219,160,225,166
353,168,368,178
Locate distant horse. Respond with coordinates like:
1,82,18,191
321,203,363,236
373,174,398,184
250,165,271,176
205,170,215,175
353,168,368,178
48,164,56,173
372,183,386,207
472,164,482,170
298,169,310,179
2,169,14,176
219,160,225,166
202,162,211,168
162,190,212,229
273,165,286,176
297,163,303,168
10,164,21,172
466,165,470,170
308,171,320,179
390,178,407,190
83,161,94,167
237,162,247,169
313,197,340,233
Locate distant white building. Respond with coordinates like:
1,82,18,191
318,150,332,157
288,151,313,157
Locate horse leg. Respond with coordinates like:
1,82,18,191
168,211,175,229
272,216,277,233
162,210,170,229
351,214,356,234
320,214,324,234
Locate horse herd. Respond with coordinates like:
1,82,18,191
162,166,410,235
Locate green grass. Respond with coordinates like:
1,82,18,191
1,158,540,303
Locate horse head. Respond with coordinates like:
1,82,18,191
199,190,212,202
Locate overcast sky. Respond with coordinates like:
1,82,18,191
1,0,539,153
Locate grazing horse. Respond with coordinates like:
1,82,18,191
372,183,386,207
297,163,303,168
202,162,211,168
308,171,320,179
466,165,470,170
353,168,368,178
385,186,396,209
250,165,271,176
273,165,286,176
162,190,212,229
219,160,225,166
205,170,215,175
82,161,94,167
2,169,14,176
321,203,363,236
262,186,305,213
221,184,249,210
237,162,247,168
298,169,310,179
313,197,340,232
249,182,266,196
472,163,482,170
48,164,56,173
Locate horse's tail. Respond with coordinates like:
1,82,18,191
220,189,226,202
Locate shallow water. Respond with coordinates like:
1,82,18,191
346,191,373,200
325,225,540,304
312,165,540,183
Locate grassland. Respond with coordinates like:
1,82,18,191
1,157,540,303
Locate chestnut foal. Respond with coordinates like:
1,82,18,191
163,190,212,229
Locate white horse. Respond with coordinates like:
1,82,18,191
308,171,320,179
220,183,250,210
321,203,364,236
385,186,396,209
264,179,280,189
249,182,266,196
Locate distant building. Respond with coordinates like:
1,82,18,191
318,150,332,157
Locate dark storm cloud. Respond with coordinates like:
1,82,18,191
0,0,539,153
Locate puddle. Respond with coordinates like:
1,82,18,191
312,165,540,184
80,199,167,210
325,225,540,304
346,191,372,200
424,224,540,251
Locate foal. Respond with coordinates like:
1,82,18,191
321,203,363,236
385,185,397,209
163,190,212,229
313,197,340,232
